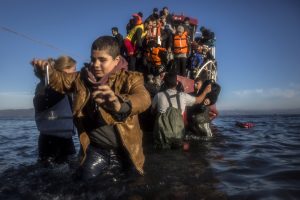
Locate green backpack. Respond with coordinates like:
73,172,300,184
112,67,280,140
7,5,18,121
154,91,185,149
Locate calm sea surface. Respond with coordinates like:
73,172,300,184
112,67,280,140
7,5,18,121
0,114,299,199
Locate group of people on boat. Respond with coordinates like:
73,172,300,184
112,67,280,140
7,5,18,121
112,6,216,79
30,6,221,181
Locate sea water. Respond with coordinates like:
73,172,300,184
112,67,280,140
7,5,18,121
0,115,299,199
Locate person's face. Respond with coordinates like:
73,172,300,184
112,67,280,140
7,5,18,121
177,26,184,34
112,30,117,36
163,8,169,15
160,17,166,23
196,45,203,53
90,49,120,79
152,20,157,26
194,80,203,91
203,98,211,106
63,65,76,74
146,21,153,30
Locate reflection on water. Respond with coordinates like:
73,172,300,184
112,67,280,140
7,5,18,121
1,115,300,199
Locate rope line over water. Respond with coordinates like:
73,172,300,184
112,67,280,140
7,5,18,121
1,26,85,59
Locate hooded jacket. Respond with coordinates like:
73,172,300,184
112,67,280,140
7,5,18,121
46,57,151,174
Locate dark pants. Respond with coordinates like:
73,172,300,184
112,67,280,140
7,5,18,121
38,134,76,164
128,56,137,71
128,53,144,72
78,145,124,180
142,57,151,76
174,57,187,76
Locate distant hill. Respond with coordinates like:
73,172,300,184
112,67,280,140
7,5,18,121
0,108,34,118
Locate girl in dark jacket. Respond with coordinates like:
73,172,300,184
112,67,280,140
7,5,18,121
33,56,77,166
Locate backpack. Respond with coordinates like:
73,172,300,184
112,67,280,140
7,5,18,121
153,91,185,149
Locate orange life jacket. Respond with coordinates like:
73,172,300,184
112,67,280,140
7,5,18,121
173,32,188,54
148,47,166,66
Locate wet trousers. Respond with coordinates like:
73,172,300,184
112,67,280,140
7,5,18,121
78,145,123,180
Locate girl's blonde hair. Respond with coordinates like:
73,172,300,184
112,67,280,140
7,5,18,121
49,55,76,72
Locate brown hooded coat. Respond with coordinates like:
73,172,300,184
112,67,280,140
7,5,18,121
46,57,151,174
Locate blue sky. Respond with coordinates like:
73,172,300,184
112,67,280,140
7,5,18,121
1,0,300,111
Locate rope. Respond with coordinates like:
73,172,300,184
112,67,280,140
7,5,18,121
1,26,85,59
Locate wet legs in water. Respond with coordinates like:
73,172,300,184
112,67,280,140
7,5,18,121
76,145,123,181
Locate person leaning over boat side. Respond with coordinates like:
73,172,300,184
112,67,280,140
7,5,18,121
31,36,151,180
33,55,77,166
187,77,221,137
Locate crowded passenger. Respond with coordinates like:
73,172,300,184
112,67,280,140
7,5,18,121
173,25,189,76
187,41,205,78
160,15,175,53
137,12,144,19
199,26,215,47
146,8,160,22
111,27,125,57
126,18,135,34
146,40,168,77
160,7,174,27
182,17,193,40
124,13,147,71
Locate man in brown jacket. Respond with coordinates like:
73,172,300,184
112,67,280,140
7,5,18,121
31,36,151,180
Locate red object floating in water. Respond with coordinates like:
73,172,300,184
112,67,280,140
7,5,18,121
235,122,254,129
